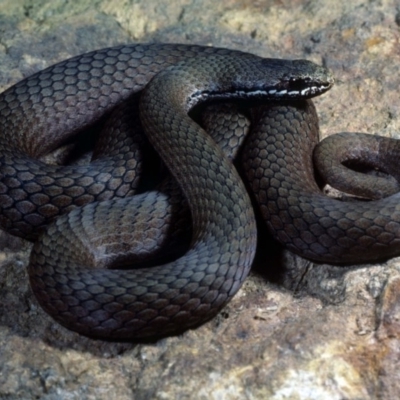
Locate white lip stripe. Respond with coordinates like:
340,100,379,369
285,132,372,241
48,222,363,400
188,83,330,106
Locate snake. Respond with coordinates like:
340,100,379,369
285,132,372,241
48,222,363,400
0,43,397,340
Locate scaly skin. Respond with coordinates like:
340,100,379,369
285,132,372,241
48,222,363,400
0,44,334,339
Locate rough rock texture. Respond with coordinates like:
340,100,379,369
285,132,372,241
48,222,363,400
1,0,400,399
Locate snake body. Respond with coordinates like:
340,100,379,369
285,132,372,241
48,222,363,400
1,43,398,339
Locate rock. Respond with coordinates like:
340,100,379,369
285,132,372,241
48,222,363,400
1,0,400,399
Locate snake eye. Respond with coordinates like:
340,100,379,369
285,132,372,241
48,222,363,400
287,78,309,91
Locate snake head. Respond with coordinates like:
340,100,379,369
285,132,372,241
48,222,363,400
159,54,335,110
260,58,334,99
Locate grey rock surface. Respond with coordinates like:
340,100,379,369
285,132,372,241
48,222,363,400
1,0,400,399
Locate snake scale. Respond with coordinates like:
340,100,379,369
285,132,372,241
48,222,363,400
1,43,399,339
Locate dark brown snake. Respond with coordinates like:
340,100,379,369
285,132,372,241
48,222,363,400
0,43,399,339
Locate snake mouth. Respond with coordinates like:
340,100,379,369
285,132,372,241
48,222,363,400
190,79,333,105
272,78,334,98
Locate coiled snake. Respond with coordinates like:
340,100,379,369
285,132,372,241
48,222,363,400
0,44,398,339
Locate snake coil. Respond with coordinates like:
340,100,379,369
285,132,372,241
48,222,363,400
4,44,398,340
